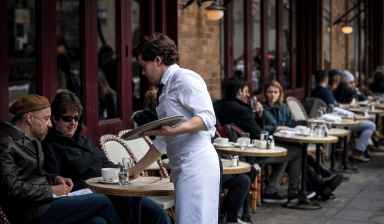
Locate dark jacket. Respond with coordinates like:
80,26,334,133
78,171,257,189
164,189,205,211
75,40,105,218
214,98,264,165
261,101,294,135
0,123,57,224
333,84,356,104
310,85,336,105
370,83,384,94
42,129,116,192
214,98,264,141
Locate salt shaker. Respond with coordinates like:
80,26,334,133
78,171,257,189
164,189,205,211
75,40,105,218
266,140,271,149
270,140,275,150
231,156,238,167
353,114,357,121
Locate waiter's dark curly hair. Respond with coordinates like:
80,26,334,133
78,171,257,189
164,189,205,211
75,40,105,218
132,32,179,65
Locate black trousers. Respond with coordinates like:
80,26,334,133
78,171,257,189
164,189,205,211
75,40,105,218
221,166,257,222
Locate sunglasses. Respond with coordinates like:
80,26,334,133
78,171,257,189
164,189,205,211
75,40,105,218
60,115,81,122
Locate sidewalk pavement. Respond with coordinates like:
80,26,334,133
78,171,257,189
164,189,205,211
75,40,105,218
246,152,384,224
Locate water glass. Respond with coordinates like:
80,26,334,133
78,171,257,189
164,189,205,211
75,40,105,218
240,133,250,150
260,131,268,141
251,96,258,112
328,104,335,113
325,122,332,134
118,158,134,186
316,109,323,119
310,122,317,137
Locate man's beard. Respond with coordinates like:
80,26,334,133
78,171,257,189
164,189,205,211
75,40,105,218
31,124,47,141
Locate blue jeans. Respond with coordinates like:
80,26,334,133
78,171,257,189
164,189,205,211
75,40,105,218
38,193,122,224
108,196,171,224
348,120,376,152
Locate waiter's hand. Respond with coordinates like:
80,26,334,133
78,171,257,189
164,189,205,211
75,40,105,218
128,168,140,181
140,125,175,137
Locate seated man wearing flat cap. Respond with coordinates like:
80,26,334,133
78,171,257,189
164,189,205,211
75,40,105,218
0,94,122,224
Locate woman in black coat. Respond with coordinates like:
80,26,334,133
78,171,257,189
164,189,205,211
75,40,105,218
42,91,170,224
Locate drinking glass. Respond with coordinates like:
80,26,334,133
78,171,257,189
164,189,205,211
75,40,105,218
251,96,258,112
240,133,250,150
328,104,335,113
318,122,325,137
260,131,268,141
316,109,323,119
310,122,317,137
325,122,332,134
118,158,133,186
351,95,358,105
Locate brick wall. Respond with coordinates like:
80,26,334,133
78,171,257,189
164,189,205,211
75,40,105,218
331,0,347,70
177,0,222,101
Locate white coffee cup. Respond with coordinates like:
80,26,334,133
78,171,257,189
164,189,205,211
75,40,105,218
214,137,229,146
296,126,310,135
101,168,118,182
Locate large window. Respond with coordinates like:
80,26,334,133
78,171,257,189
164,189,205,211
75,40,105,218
323,0,331,71
97,0,118,120
8,0,36,122
282,0,290,90
56,0,81,101
268,0,276,81
131,0,141,112
252,0,261,94
233,0,244,79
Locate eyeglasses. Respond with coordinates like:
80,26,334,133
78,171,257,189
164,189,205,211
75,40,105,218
60,115,81,122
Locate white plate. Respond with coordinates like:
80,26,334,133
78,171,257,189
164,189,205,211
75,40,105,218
120,115,184,140
98,179,118,184
213,143,233,148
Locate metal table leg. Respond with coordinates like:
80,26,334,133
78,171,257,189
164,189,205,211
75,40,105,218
337,135,359,174
283,143,322,210
330,143,336,173
132,197,142,224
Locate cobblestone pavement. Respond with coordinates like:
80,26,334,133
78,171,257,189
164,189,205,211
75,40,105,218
227,151,384,224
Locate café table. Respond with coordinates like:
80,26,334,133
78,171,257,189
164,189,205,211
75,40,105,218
163,158,251,175
213,145,287,157
273,133,338,210
308,118,361,173
347,108,384,126
341,114,374,120
85,176,174,224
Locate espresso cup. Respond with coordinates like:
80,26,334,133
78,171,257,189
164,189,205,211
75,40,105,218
296,126,310,135
214,137,229,146
101,168,118,182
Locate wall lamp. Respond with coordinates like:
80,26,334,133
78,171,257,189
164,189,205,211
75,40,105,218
333,0,367,34
183,0,233,21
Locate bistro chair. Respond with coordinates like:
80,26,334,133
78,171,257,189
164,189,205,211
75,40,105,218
286,96,308,122
115,131,174,221
0,207,10,224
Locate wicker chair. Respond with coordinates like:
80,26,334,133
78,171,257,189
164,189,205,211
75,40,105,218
112,131,175,222
0,207,11,224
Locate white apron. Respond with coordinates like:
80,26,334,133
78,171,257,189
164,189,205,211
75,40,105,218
153,64,220,223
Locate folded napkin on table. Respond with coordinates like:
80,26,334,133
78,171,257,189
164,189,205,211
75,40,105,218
334,107,355,116
321,114,342,123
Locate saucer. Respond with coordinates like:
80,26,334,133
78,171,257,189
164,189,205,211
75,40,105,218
213,143,232,148
234,143,253,148
98,178,118,184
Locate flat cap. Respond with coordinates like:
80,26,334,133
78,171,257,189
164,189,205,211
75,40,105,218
9,95,50,121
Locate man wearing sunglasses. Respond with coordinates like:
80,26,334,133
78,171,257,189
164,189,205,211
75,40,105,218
0,94,122,224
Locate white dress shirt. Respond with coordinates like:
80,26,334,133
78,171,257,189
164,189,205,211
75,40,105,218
152,64,220,223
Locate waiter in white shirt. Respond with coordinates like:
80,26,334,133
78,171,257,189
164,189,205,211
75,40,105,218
129,33,221,223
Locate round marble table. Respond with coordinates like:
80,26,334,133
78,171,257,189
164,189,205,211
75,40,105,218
214,145,287,157
273,133,338,210
85,176,174,224
308,118,361,127
162,158,251,175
